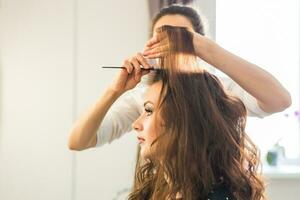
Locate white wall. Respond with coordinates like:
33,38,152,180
0,0,148,199
266,178,300,200
0,0,299,200
74,0,149,199
0,0,73,200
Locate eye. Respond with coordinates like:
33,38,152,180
144,107,153,116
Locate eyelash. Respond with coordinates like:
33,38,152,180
144,107,153,116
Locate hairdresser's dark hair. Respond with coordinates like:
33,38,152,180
151,5,205,36
128,26,266,200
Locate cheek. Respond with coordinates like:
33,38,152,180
143,117,158,142
142,119,159,159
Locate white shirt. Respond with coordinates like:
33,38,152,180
95,73,270,147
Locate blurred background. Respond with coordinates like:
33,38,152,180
0,0,299,199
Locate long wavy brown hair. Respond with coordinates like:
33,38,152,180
128,26,266,200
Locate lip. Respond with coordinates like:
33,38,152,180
137,136,145,144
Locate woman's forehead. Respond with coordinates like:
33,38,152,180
153,14,194,33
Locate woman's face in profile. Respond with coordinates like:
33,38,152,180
132,81,163,159
134,15,195,159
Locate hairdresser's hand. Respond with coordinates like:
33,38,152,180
142,31,169,58
109,53,151,94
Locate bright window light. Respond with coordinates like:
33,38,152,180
216,0,300,159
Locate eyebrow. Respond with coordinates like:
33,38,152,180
144,101,154,107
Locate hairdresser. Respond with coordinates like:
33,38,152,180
68,5,291,151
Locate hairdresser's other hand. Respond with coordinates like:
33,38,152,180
142,31,169,58
109,53,151,94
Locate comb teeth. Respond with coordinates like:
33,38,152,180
141,70,158,85
140,58,157,85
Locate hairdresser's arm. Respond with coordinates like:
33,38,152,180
143,33,291,113
68,53,151,151
68,89,122,151
191,34,291,113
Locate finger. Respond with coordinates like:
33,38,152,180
146,34,163,47
136,53,151,69
117,67,127,77
144,52,166,59
143,39,169,55
145,38,168,50
145,32,167,47
143,45,168,56
122,60,133,73
143,44,169,57
130,57,141,81
145,37,158,48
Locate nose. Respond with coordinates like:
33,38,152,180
132,117,143,132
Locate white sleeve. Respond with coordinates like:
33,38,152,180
219,77,271,118
95,88,145,147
